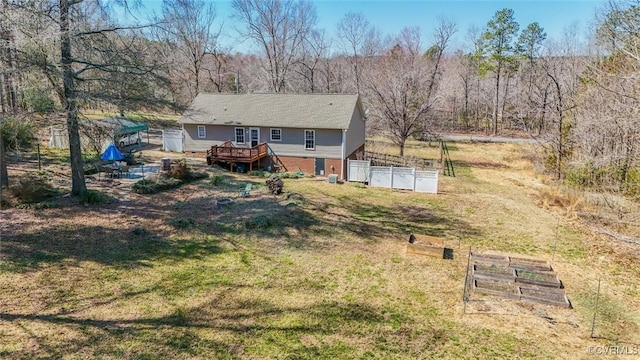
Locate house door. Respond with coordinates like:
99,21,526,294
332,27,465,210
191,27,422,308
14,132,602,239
250,128,260,147
315,158,325,176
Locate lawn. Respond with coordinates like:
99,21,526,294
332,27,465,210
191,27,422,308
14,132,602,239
1,141,639,359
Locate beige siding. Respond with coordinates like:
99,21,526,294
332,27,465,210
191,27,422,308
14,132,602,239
184,124,344,158
345,107,366,157
183,124,252,151
268,128,342,158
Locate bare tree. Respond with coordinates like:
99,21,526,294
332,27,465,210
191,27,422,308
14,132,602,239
162,0,221,101
0,0,19,114
7,0,166,197
294,29,330,93
232,0,316,92
570,0,640,189
206,49,238,93
366,21,456,156
336,12,380,93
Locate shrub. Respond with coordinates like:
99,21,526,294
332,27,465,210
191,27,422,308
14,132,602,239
210,175,226,186
249,170,268,178
244,215,271,229
132,167,207,194
1,117,34,151
188,171,209,181
84,164,99,176
22,91,56,114
167,217,196,229
279,172,303,179
167,159,189,180
82,189,117,205
131,227,149,236
623,168,640,197
11,172,59,203
132,176,182,194
0,193,12,208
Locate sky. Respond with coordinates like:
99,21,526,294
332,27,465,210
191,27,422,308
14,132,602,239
141,0,605,53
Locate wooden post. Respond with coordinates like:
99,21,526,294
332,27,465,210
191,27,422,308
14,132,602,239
591,278,601,338
463,245,472,314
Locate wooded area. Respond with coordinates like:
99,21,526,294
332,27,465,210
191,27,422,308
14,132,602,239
0,0,639,196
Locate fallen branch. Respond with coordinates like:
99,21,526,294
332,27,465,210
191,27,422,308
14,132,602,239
596,229,640,245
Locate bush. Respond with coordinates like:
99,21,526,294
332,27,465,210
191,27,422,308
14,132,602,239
244,215,271,229
279,172,303,179
22,91,56,114
131,227,149,236
623,168,640,197
188,171,209,181
11,172,59,203
167,217,196,229
0,193,12,208
82,189,117,205
167,159,189,180
249,170,268,178
132,165,208,194
1,117,34,151
210,175,226,186
84,164,99,176
132,176,182,194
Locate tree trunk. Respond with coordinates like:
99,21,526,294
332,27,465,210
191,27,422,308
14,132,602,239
398,136,406,157
493,65,501,136
0,130,8,188
60,0,86,197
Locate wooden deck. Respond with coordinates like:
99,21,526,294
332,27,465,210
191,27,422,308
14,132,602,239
206,142,270,171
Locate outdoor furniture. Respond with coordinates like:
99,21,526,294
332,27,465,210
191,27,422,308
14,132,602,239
100,143,126,178
238,183,252,197
100,163,121,178
119,164,130,178
94,163,102,179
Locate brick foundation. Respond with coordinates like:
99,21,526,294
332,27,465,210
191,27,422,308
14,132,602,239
276,156,316,174
202,143,366,179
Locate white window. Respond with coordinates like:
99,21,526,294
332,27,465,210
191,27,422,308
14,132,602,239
235,127,245,144
270,128,282,141
197,125,206,138
304,130,315,150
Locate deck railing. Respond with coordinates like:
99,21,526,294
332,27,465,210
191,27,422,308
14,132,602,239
207,142,268,161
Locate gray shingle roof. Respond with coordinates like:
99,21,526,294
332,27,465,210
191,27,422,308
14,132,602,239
178,93,362,129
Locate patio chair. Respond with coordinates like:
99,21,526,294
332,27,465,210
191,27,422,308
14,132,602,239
119,164,130,178
94,163,102,179
238,183,252,197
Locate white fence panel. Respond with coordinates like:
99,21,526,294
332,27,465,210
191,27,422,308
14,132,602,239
348,160,370,182
49,127,104,151
49,127,69,149
391,167,415,190
369,166,392,188
415,170,439,194
163,129,183,152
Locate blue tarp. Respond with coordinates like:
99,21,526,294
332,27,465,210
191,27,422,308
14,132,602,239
100,143,125,161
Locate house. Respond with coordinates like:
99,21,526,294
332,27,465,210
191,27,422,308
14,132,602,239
178,93,367,179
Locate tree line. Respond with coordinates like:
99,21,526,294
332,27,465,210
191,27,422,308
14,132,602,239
0,0,638,197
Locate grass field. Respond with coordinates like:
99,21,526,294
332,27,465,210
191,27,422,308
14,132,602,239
1,140,639,359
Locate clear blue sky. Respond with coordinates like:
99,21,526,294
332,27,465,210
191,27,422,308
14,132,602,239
142,0,604,53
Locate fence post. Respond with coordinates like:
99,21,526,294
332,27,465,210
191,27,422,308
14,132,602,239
591,278,601,338
412,167,417,192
